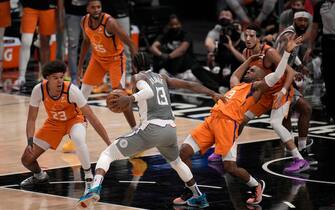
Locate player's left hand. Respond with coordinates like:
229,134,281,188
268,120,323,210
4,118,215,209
212,93,224,103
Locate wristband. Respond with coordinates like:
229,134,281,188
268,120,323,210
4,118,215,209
280,87,287,95
27,137,34,146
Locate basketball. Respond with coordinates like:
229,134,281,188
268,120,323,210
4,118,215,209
106,89,128,113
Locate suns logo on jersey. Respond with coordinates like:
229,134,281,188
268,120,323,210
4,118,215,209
52,104,65,110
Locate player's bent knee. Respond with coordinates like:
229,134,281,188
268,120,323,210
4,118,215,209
21,152,35,166
179,144,194,161
96,141,126,171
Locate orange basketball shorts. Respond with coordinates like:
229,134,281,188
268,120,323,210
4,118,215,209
21,7,56,35
35,115,85,150
0,1,11,27
191,111,239,156
83,54,126,89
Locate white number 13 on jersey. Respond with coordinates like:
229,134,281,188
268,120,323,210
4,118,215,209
156,87,168,105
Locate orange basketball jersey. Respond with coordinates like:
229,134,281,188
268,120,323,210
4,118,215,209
245,44,286,94
212,83,256,124
41,80,83,122
83,13,124,63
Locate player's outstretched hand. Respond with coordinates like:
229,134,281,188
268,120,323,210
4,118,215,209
286,36,303,53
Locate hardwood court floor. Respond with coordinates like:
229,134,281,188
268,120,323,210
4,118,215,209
0,93,334,210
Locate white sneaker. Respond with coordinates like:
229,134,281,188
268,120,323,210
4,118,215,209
12,79,25,91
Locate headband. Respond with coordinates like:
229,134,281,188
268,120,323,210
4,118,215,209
294,11,310,19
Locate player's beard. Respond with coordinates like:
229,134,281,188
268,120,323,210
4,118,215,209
91,13,101,20
294,24,307,36
242,76,252,83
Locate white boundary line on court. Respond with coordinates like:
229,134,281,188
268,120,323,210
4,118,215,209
197,184,222,189
262,156,335,185
119,180,156,184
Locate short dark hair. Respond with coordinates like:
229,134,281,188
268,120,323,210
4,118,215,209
291,0,305,4
87,0,101,6
132,52,152,73
42,60,67,78
246,23,261,37
169,14,179,21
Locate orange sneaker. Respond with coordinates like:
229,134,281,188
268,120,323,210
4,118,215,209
92,83,110,94
62,139,76,153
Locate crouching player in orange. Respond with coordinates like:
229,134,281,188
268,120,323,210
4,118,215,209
20,60,111,193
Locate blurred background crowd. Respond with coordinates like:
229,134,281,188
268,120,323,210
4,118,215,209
0,0,334,121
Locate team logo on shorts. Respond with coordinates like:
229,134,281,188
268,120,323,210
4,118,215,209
119,139,128,148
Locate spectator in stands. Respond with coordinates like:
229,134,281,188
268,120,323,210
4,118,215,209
149,14,198,76
192,10,245,93
279,0,312,33
217,0,278,27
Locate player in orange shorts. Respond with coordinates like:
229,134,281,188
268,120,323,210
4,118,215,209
77,0,137,129
174,36,302,206
0,0,11,88
19,60,111,191
242,24,309,174
14,0,59,90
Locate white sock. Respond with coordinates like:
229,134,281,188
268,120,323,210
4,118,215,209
92,174,104,188
298,137,307,151
84,168,93,181
291,148,303,159
246,176,258,188
19,33,34,81
186,183,202,197
34,171,47,179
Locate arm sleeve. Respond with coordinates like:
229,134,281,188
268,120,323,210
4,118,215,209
29,84,42,107
132,80,154,102
69,85,87,108
264,51,290,87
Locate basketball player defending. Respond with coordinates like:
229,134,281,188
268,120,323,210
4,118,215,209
78,52,221,208
78,0,137,128
174,36,302,206
62,0,138,152
20,61,111,192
